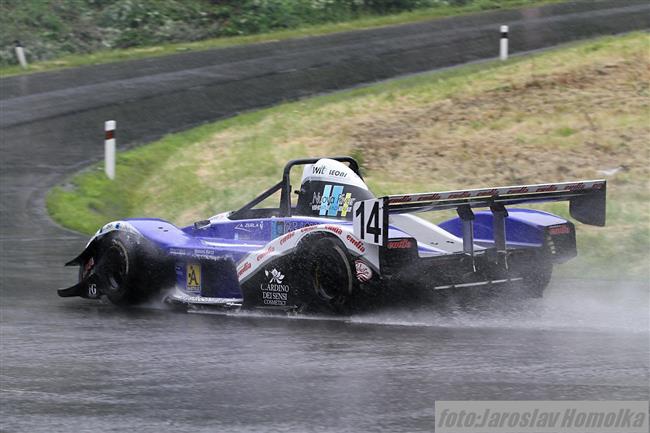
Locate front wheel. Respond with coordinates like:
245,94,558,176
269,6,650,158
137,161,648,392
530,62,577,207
94,234,140,305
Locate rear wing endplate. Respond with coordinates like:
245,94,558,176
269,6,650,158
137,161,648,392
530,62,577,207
352,180,606,247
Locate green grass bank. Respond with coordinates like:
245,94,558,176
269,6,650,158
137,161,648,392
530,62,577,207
47,33,650,278
1,0,563,76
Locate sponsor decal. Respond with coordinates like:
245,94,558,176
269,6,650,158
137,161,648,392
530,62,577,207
319,185,334,215
312,165,348,178
237,261,251,278
327,185,344,216
279,231,295,245
355,260,373,282
507,186,529,194
388,195,411,204
277,221,317,237
384,181,604,211
234,222,264,232
448,191,472,199
236,221,265,240
186,262,201,293
324,225,343,235
535,185,558,192
312,185,356,216
346,234,365,253
473,189,499,197
387,239,413,249
548,225,571,235
416,193,441,202
193,249,214,256
341,193,353,217
256,246,275,262
87,283,98,298
564,182,585,191
261,268,290,306
266,268,284,284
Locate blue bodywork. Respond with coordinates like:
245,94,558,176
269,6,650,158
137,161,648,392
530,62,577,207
438,208,569,247
121,208,562,299
122,217,354,299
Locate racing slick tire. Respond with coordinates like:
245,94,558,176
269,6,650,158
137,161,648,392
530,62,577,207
301,236,356,313
94,233,142,305
520,260,553,298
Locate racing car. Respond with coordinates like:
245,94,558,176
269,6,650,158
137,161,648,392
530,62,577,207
58,156,606,313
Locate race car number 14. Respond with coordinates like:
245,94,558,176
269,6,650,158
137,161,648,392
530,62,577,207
353,199,385,246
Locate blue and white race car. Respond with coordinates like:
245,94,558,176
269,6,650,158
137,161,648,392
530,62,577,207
59,157,606,313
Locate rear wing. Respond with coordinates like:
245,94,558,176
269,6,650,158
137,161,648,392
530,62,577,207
352,180,606,247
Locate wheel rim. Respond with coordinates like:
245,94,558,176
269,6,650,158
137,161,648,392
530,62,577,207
104,243,128,292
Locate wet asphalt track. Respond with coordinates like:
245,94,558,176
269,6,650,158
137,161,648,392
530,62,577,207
1,1,649,431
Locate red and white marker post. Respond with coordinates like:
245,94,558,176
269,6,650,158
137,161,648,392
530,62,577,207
104,120,116,180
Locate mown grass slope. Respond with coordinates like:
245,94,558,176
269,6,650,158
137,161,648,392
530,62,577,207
48,33,650,278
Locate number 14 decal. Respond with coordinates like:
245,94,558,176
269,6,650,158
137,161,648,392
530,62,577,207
353,199,386,246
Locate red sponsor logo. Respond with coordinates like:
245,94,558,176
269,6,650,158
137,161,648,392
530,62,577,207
507,187,529,194
549,225,571,235
564,183,585,191
535,185,558,192
256,246,275,262
324,225,343,235
346,234,365,253
416,193,441,202
447,191,471,199
387,239,413,249
473,189,498,197
301,225,318,233
237,261,251,277
279,231,295,245
388,196,411,204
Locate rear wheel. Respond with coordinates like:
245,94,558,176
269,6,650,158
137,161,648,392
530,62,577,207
303,236,355,313
521,260,553,298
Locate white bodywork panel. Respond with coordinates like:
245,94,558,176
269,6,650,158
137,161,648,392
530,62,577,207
300,159,368,190
389,213,484,254
235,220,379,284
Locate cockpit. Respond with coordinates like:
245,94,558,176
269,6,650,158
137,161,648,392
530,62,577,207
228,157,374,220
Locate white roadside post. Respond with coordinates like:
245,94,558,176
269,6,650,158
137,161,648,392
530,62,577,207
14,41,28,69
500,25,509,61
104,120,116,180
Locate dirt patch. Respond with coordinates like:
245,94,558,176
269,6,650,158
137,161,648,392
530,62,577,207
350,58,649,189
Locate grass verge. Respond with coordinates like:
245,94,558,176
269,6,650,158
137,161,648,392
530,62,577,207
1,0,564,77
48,32,650,279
